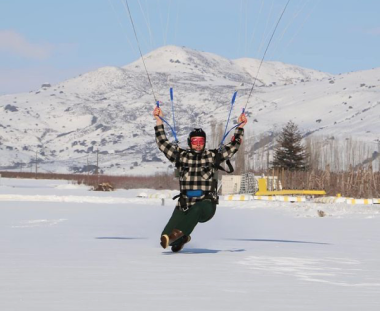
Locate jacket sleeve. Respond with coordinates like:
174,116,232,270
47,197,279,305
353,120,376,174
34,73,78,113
218,127,244,162
154,124,181,163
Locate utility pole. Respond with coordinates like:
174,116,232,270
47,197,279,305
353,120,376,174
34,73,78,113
96,148,100,185
378,141,380,172
35,150,38,177
87,155,89,184
96,149,99,175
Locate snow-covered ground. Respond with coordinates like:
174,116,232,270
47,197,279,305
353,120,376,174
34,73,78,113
1,177,379,310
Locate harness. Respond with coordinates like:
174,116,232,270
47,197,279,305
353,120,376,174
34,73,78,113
173,149,234,211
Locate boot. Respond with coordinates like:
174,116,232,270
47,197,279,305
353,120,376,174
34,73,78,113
160,229,184,249
171,235,191,253
168,229,184,245
160,234,169,249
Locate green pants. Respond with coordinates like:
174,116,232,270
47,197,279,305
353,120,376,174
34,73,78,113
162,200,216,236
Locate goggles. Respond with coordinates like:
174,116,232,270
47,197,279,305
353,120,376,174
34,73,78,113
190,137,205,146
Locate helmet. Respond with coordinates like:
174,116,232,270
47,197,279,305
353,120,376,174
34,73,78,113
187,128,206,148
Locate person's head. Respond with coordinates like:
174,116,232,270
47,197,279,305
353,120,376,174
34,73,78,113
188,128,206,152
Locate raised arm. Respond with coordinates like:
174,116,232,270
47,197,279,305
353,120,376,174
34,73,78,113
153,106,181,163
219,112,247,161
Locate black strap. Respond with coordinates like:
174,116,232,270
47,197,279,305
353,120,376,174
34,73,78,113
173,149,234,207
213,150,234,174
175,149,181,169
217,159,234,173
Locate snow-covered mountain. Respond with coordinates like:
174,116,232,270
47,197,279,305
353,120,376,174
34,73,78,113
0,45,379,174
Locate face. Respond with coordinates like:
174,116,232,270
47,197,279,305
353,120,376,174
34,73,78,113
190,136,205,151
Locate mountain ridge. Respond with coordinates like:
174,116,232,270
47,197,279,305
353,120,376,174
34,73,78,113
0,45,379,174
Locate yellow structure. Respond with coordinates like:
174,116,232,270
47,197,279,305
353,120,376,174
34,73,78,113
346,199,372,205
255,178,326,196
224,195,252,201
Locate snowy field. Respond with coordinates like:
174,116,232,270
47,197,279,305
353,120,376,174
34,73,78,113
1,177,380,311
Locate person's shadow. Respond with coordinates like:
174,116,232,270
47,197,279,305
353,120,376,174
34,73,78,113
225,238,330,245
95,237,147,240
163,248,246,255
162,238,331,255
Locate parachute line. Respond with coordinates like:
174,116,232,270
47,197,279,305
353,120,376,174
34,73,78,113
244,0,291,112
125,0,158,102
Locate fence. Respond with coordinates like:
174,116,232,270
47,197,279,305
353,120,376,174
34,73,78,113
2,165,380,198
0,171,178,190
255,166,380,198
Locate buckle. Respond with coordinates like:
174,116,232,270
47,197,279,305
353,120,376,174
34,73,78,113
180,205,189,212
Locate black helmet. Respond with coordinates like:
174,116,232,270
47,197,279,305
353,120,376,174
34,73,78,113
188,128,206,148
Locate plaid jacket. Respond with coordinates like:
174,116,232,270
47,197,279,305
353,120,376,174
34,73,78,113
155,124,244,209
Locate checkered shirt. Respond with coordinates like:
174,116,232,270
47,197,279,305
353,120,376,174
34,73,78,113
155,124,244,209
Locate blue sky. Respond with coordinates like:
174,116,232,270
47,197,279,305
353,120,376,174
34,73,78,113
1,0,379,94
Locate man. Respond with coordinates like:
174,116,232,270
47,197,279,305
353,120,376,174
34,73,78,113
153,106,247,252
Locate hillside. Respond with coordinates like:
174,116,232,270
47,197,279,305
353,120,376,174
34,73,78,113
0,45,379,174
